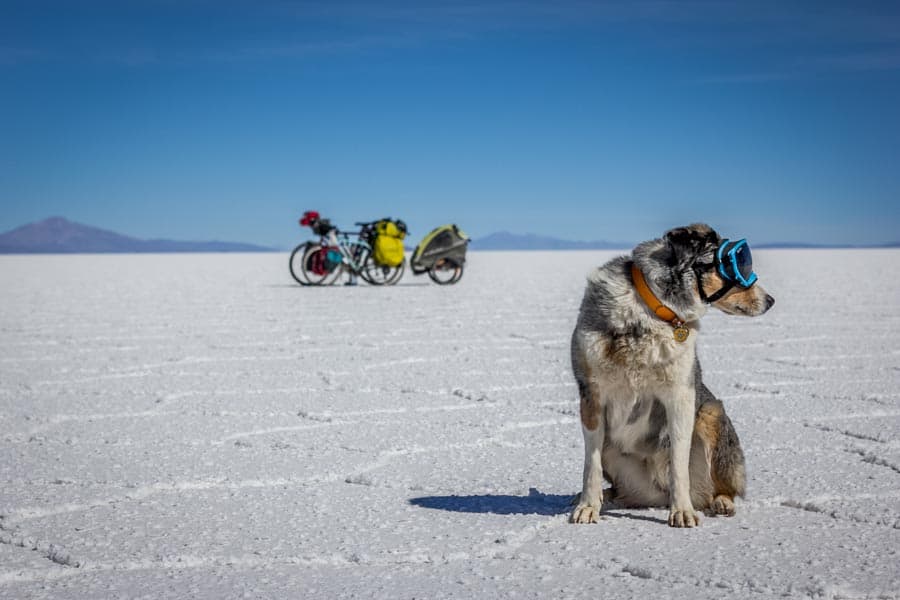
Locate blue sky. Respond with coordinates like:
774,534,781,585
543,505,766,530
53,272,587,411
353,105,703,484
2,1,899,248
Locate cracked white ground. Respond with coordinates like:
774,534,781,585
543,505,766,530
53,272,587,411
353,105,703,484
1,250,899,599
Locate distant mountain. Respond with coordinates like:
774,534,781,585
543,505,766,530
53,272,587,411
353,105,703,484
471,232,900,251
0,217,276,254
472,231,629,251
755,241,900,249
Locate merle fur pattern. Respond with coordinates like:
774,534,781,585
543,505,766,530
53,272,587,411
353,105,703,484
569,223,773,527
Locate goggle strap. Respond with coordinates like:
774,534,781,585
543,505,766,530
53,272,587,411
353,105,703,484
703,281,735,303
694,264,735,304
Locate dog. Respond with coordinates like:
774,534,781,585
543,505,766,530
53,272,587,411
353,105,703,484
569,223,774,527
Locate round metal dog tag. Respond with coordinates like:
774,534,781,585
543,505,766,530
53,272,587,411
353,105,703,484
673,326,689,343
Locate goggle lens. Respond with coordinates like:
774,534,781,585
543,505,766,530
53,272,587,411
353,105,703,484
717,239,757,288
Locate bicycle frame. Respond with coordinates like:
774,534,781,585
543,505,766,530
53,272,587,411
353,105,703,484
324,229,370,275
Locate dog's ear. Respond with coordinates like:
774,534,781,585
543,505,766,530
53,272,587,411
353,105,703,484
665,227,698,252
665,225,717,268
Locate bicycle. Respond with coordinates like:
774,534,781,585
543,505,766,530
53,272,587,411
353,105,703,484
289,212,405,286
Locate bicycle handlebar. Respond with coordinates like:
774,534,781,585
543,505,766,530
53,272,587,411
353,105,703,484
311,225,363,238
302,217,374,237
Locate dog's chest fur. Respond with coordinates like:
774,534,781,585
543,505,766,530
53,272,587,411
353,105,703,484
580,327,696,456
605,388,671,456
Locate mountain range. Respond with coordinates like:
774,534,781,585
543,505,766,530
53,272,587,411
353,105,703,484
0,218,629,254
462,233,900,250
1,217,897,254
0,217,275,254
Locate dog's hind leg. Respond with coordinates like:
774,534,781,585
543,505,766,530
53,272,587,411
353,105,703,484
688,426,715,513
570,378,606,524
602,445,667,508
694,400,746,516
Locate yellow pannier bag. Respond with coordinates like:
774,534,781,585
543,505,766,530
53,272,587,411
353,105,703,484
373,220,406,267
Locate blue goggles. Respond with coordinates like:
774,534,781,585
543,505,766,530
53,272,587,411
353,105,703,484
716,239,758,288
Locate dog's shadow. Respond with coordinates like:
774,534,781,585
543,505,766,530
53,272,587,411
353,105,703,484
409,487,668,524
409,487,570,516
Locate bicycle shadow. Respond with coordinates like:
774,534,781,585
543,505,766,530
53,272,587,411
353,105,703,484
274,282,433,288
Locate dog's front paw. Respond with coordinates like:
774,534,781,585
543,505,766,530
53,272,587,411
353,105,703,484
570,503,601,524
668,507,700,528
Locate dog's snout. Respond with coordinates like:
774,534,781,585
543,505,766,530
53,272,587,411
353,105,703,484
764,294,775,311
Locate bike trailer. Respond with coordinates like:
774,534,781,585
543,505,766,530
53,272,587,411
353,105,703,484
410,224,470,274
373,219,407,267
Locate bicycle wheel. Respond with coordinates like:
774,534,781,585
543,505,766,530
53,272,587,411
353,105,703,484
384,257,405,285
289,243,312,285
300,242,343,286
427,258,463,285
361,255,404,286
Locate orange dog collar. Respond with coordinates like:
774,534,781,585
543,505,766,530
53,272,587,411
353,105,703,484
631,263,690,342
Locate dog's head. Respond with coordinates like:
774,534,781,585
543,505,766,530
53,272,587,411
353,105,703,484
663,223,774,317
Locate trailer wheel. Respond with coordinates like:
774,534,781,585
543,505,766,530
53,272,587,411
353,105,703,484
427,258,463,285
